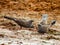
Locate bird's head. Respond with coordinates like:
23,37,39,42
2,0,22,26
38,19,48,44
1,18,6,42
41,14,48,21
28,20,34,24
29,20,34,22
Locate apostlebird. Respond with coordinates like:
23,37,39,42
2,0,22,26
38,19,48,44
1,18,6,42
38,20,56,34
38,14,56,34
4,16,34,28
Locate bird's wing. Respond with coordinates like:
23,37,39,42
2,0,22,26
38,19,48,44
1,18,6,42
40,14,48,25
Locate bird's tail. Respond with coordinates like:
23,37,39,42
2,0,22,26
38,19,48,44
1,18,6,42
50,20,56,27
51,20,56,25
4,16,16,21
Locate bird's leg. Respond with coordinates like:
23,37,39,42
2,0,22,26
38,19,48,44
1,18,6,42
20,26,22,29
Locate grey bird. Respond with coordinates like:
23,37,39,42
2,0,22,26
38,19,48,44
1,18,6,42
38,14,56,34
4,16,34,28
38,20,56,34
38,24,48,34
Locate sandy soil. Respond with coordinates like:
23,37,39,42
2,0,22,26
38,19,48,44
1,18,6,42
0,0,60,45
